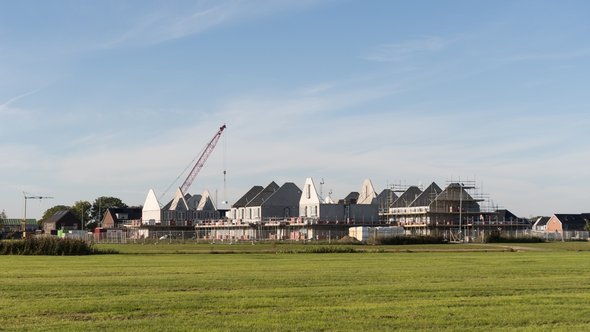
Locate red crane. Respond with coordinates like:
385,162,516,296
180,124,226,194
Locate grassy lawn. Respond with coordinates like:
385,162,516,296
1,243,590,331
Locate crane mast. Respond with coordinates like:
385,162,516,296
180,124,226,194
23,192,53,235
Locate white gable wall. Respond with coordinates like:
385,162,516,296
299,177,343,221
242,206,262,223
169,187,189,211
142,189,161,225
299,178,321,218
357,179,377,204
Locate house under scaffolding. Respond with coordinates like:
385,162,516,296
129,178,530,242
381,180,530,240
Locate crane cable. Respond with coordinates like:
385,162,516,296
159,143,207,202
222,128,228,205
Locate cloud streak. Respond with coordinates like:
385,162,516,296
362,36,451,62
100,0,323,48
502,48,590,63
1,74,586,219
0,89,40,113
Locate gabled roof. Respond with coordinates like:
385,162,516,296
495,209,521,221
553,214,589,229
246,182,280,207
357,179,378,205
343,192,359,204
44,210,69,223
262,182,302,207
233,186,264,208
44,210,80,225
410,182,442,207
375,189,398,207
104,207,142,222
186,194,203,210
434,183,476,202
533,216,550,227
2,219,37,226
391,186,422,208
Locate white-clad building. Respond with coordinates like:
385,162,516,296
299,177,344,222
142,189,161,225
141,187,219,226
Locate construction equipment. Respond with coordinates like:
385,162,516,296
23,192,53,235
180,124,226,194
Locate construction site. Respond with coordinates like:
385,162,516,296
8,124,535,243
91,124,527,244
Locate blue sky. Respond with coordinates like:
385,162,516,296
1,0,589,219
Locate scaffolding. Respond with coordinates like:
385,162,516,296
379,178,529,240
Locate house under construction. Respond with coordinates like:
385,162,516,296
379,180,529,239
132,177,529,242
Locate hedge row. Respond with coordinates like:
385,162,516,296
0,237,118,255
374,235,448,245
484,232,545,243
278,246,358,254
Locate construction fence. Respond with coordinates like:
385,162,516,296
53,227,590,244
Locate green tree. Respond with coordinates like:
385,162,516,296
71,200,92,228
0,209,6,229
91,196,127,225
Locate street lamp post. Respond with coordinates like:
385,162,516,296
459,184,463,243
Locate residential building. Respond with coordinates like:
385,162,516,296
228,185,264,223
546,214,590,234
300,178,379,223
300,177,344,222
1,218,37,233
142,187,219,227
383,182,528,236
102,207,142,228
244,182,280,223
375,189,397,222
244,182,301,223
532,216,550,231
187,190,218,222
43,210,81,234
357,179,377,204
142,189,161,225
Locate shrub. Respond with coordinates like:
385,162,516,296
484,231,544,243
374,235,448,245
279,246,358,254
0,237,118,255
337,236,362,245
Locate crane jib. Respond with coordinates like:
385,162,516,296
180,124,226,194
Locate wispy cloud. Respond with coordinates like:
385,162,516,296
0,89,39,113
100,0,323,48
24,79,402,205
1,76,585,218
362,36,451,62
503,48,590,63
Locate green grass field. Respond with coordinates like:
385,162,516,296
1,242,590,331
